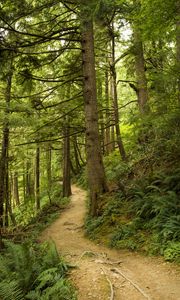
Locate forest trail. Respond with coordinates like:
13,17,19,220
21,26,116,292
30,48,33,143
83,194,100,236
40,185,180,300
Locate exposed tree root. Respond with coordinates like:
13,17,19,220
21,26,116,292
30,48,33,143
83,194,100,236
111,267,151,300
101,267,114,300
95,258,123,266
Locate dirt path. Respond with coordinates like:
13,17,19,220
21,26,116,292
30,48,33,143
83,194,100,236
41,185,180,300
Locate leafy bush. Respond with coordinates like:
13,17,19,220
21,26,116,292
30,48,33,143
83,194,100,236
0,241,76,300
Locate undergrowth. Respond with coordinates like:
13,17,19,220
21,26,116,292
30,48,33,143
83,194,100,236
74,167,88,189
85,161,180,263
0,182,77,299
25,195,70,237
14,182,66,227
5,182,70,243
0,240,76,300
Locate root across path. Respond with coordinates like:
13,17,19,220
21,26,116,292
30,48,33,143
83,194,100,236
41,185,180,300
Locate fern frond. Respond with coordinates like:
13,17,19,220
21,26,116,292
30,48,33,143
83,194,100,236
41,278,76,300
0,280,25,300
35,267,60,290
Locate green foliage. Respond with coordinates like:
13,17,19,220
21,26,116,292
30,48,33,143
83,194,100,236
75,167,88,189
14,201,36,226
140,0,177,39
163,242,180,263
0,280,25,300
0,241,76,300
26,277,76,300
86,152,180,262
13,182,66,231
85,215,104,239
104,151,132,186
50,182,63,202
110,225,137,250
0,0,179,270
129,170,180,241
111,239,138,251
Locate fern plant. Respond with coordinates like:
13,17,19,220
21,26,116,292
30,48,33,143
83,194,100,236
0,241,76,300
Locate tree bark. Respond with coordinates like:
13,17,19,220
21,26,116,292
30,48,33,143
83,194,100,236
0,63,13,247
62,124,72,197
97,80,105,155
81,18,108,216
25,159,34,200
133,26,149,114
73,136,81,174
0,125,9,228
176,2,180,103
111,28,127,160
4,166,9,227
46,143,52,203
13,172,20,206
5,167,16,226
35,145,40,210
104,69,111,154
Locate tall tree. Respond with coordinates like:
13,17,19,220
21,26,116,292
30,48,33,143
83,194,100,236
62,120,72,198
35,144,40,210
176,1,180,103
132,1,149,114
110,22,127,160
0,52,13,246
81,7,108,216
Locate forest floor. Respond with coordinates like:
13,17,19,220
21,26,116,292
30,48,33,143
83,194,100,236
40,185,180,300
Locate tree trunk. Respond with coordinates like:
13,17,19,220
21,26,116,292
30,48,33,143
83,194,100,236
25,160,34,200
5,167,16,226
133,26,149,114
23,168,26,203
0,125,8,228
13,172,20,206
110,124,116,152
4,166,9,227
35,145,40,210
104,69,111,154
62,124,72,197
81,18,108,216
75,137,85,166
97,80,105,155
46,143,52,203
0,65,12,247
176,2,180,103
73,136,81,173
111,29,127,160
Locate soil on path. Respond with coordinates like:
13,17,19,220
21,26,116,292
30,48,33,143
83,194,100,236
41,185,180,300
